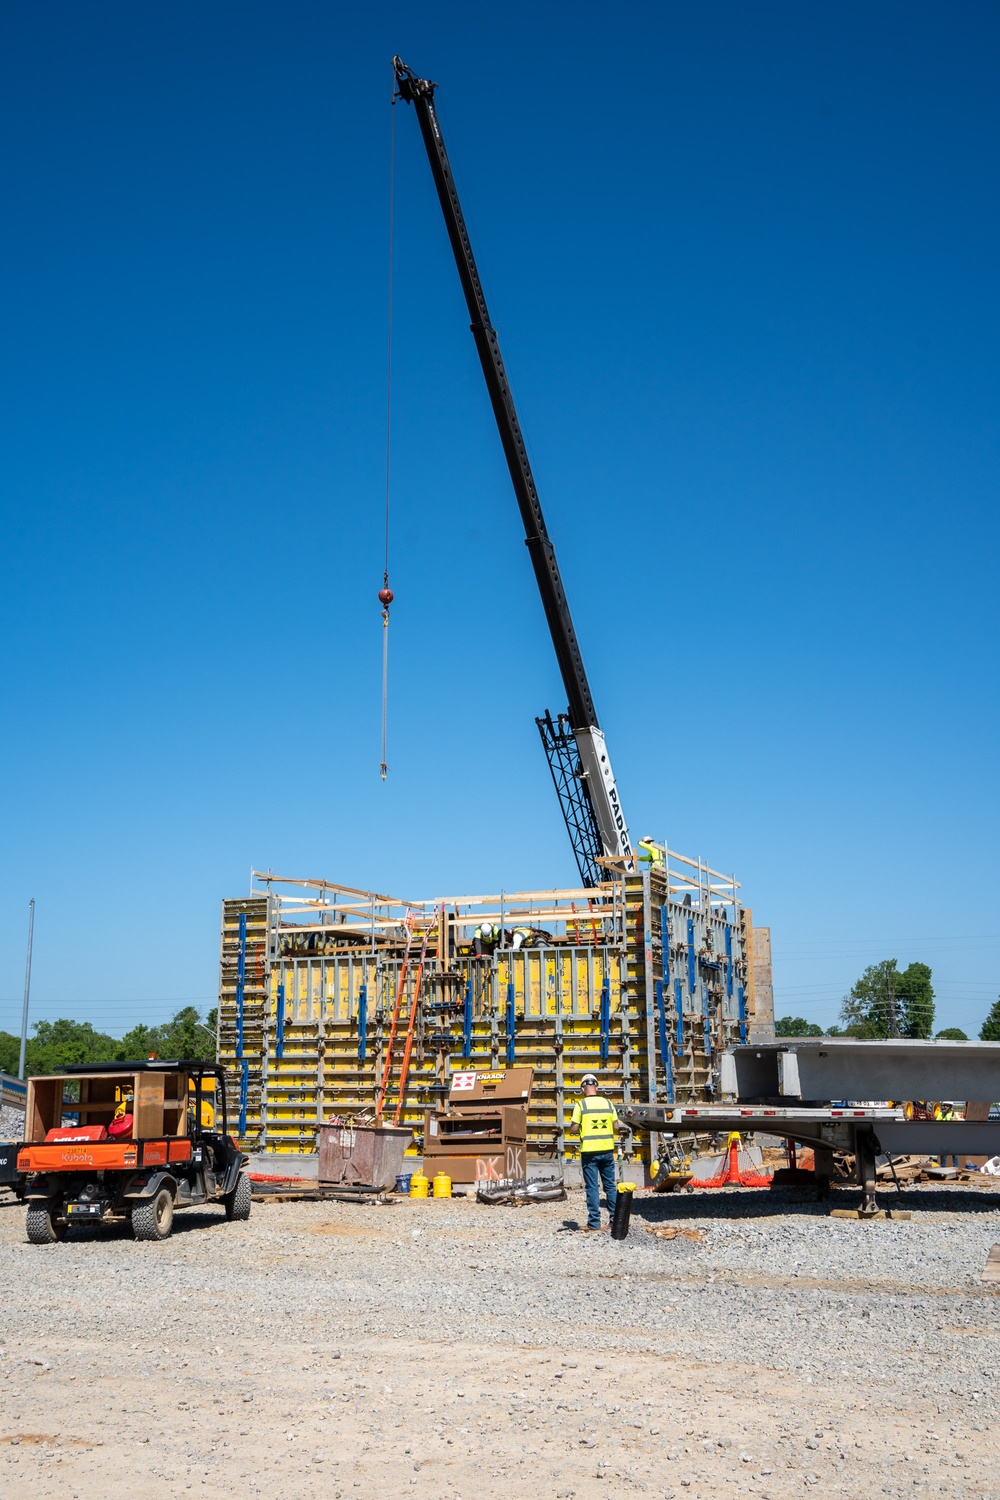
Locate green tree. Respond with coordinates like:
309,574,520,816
775,1016,824,1037
896,962,935,1038
841,959,935,1038
980,997,1000,1042
115,1007,215,1064
0,1031,21,1075
115,1024,157,1062
935,1027,968,1040
9,1007,218,1076
26,1018,120,1074
153,1006,216,1062
842,959,899,1037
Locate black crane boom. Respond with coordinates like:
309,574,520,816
393,57,632,882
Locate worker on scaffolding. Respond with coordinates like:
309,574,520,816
473,922,498,957
567,1073,629,1232
637,837,664,866
511,926,551,950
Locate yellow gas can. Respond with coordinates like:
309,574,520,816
432,1171,452,1199
409,1170,429,1199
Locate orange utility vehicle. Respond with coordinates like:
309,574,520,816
17,1060,250,1243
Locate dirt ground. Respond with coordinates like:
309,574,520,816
0,1183,997,1500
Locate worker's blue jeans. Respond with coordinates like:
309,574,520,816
582,1150,617,1229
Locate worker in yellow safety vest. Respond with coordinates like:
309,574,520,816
473,922,495,956
567,1073,629,1232
637,837,664,865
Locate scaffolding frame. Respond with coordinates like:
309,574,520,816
217,852,772,1165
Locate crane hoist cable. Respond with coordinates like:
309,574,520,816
378,87,397,780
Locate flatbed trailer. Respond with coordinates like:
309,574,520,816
620,1101,912,1215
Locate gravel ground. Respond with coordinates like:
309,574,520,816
0,1180,998,1500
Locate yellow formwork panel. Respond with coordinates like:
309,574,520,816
250,1006,653,1162
492,949,620,1018
270,956,380,1026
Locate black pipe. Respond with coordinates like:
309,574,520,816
610,1181,636,1240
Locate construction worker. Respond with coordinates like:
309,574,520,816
567,1073,628,1232
937,1101,961,1169
473,922,496,957
511,926,551,950
637,837,664,865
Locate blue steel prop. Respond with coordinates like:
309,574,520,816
655,978,673,1102
738,985,747,1044
238,1057,249,1137
599,973,611,1065
675,977,684,1049
658,904,674,1099
463,978,473,1057
357,983,368,1063
506,978,516,1066
725,926,734,997
686,918,696,996
236,913,246,1060
275,982,285,1060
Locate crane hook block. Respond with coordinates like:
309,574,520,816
378,586,394,608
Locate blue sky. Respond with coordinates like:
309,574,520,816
1,2,997,1041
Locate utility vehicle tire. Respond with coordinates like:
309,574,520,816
26,1204,66,1244
224,1172,252,1222
132,1187,174,1241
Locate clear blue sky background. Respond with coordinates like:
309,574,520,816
1,3,997,1041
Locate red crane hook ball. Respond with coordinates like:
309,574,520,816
378,586,394,607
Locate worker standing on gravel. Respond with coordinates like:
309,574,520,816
567,1073,628,1232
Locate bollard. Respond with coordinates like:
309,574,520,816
610,1181,636,1240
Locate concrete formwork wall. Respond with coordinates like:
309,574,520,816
217,871,772,1167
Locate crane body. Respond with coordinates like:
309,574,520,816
393,57,632,885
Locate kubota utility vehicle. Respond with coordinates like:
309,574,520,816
17,1061,250,1243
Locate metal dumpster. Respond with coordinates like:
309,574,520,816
317,1123,413,1189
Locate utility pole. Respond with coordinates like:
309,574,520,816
18,898,35,1080
885,964,899,1039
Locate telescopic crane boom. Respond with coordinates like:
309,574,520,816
393,56,632,886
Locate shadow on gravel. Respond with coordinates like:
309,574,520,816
631,1184,1000,1224
633,1188,831,1224
164,1208,231,1236
29,1207,232,1246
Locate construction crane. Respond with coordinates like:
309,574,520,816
393,56,633,888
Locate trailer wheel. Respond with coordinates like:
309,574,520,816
26,1204,66,1245
132,1187,174,1241
224,1172,252,1221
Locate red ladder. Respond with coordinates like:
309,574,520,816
392,914,438,1127
375,916,416,1123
